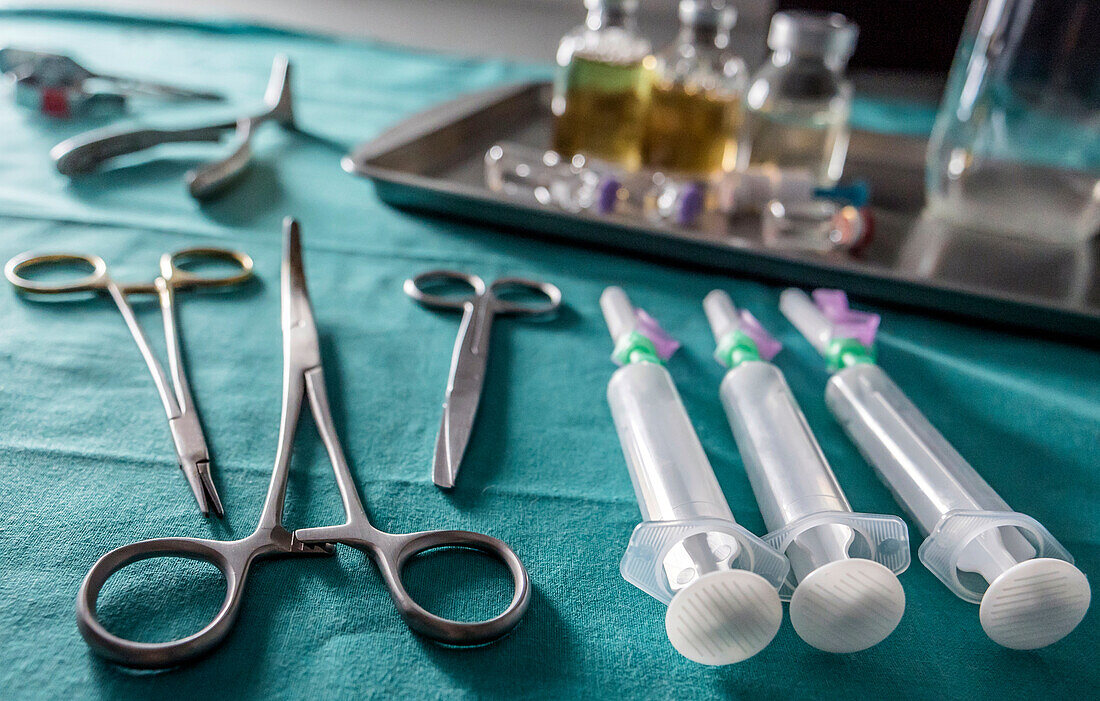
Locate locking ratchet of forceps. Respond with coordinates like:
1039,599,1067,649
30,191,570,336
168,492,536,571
405,270,562,489
5,246,254,516
76,219,530,668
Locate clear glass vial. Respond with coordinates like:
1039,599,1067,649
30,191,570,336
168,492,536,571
484,142,711,227
552,0,652,170
641,0,748,175
738,12,858,184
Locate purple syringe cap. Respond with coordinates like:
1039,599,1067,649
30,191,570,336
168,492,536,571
812,289,879,348
738,309,782,361
635,308,681,360
676,182,706,227
596,177,621,215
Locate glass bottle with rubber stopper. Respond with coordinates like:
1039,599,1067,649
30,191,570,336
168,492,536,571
642,0,748,175
553,0,651,169
738,12,858,184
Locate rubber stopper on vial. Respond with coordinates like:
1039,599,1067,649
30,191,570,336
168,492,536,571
665,570,782,665
788,558,905,653
979,558,1090,649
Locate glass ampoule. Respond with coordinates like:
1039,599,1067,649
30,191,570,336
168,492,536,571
642,0,748,175
552,0,652,170
738,12,858,184
485,142,711,227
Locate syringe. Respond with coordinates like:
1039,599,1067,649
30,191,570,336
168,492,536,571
602,287,788,665
780,288,1091,649
703,290,908,653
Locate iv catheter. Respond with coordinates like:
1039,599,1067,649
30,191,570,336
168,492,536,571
780,288,1091,649
704,290,908,653
602,287,788,665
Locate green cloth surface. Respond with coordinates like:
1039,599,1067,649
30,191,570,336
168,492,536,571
0,10,1096,700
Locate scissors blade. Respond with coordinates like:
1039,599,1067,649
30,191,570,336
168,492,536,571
433,400,476,489
433,304,492,489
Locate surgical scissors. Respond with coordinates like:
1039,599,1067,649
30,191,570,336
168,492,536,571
76,219,530,668
404,270,561,489
5,246,254,516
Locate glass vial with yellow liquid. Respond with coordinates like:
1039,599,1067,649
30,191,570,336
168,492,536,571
739,12,858,184
642,0,748,175
553,0,651,170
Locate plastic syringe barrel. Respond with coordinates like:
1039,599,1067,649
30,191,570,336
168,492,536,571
823,361,1089,609
705,289,850,528
609,361,736,523
826,363,1010,534
721,363,861,581
721,362,852,529
602,286,734,522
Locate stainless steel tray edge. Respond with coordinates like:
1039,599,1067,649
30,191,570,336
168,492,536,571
345,81,1099,341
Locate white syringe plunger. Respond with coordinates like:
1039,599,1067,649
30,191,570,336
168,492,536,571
605,288,787,665
707,290,908,653
822,345,1091,649
916,506,1091,650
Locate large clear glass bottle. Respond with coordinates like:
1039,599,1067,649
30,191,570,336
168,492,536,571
641,0,748,175
552,0,651,170
738,12,857,184
925,0,1100,243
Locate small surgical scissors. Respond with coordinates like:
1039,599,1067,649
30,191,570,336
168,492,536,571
5,246,254,516
76,219,530,668
405,270,561,489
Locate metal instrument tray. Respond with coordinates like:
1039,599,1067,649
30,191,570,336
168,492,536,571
345,81,1099,339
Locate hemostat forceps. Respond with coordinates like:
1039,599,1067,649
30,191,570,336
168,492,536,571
5,246,254,516
75,219,530,668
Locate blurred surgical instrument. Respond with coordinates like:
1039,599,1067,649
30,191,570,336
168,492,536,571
0,46,220,118
50,55,294,199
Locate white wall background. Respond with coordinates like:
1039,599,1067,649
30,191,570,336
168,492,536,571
5,0,777,63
